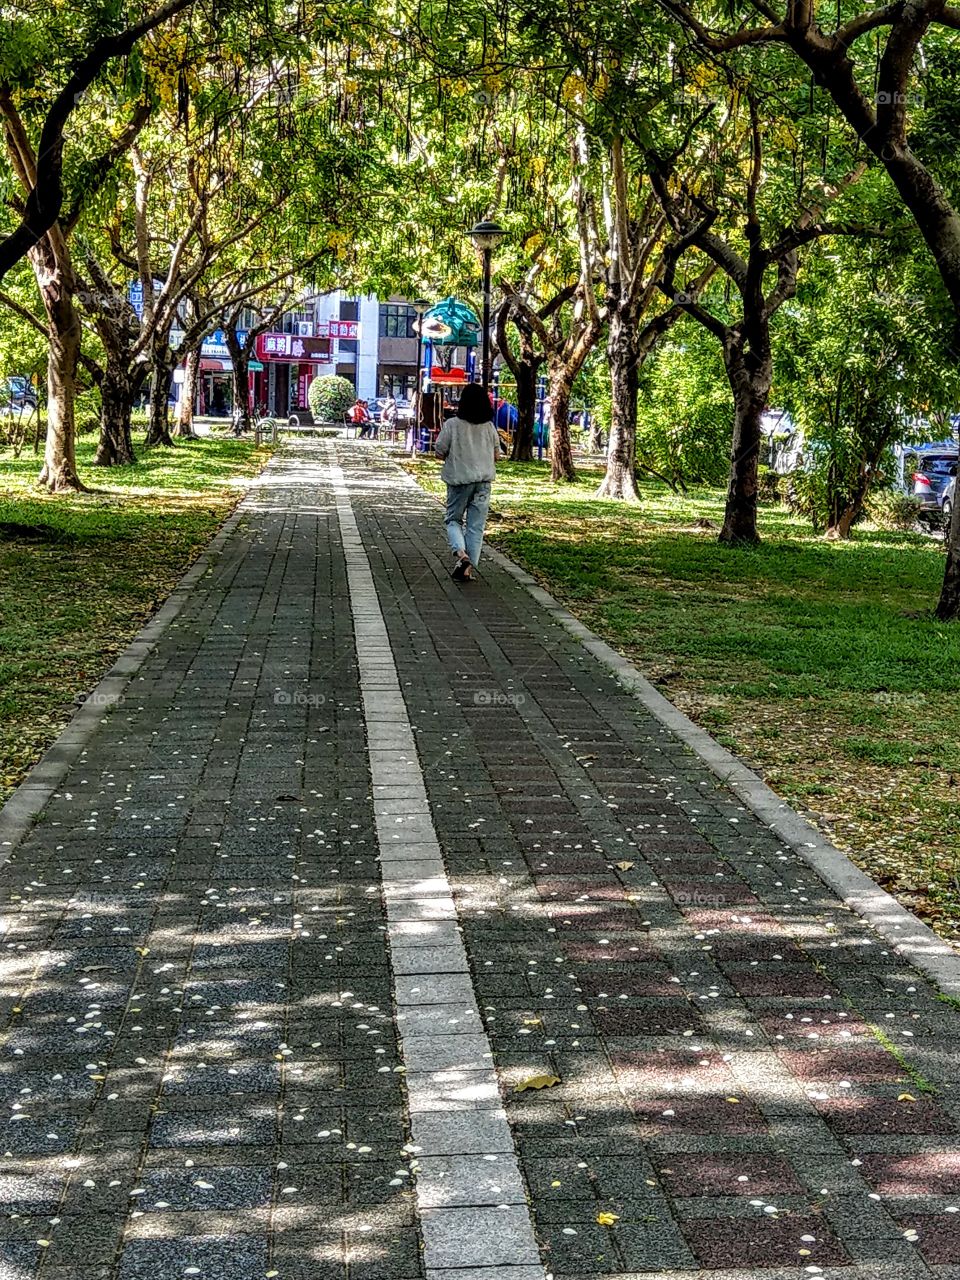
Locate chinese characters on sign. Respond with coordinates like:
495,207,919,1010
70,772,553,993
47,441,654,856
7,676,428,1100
200,329,248,359
255,333,333,361
324,320,360,340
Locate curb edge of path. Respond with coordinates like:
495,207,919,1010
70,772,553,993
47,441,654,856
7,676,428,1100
0,484,254,869
478,542,960,1000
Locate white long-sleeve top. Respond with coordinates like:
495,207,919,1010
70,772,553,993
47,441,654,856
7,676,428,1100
434,416,504,484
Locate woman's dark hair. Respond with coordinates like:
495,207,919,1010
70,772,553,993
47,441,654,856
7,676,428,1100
457,382,493,424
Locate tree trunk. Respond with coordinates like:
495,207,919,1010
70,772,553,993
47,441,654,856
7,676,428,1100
937,505,960,620
31,242,84,492
720,390,764,544
881,154,960,612
226,330,252,432
172,346,200,437
511,358,538,462
144,344,173,447
825,462,877,540
826,505,858,541
94,363,137,466
548,367,576,483
716,337,773,542
234,349,251,430
80,256,143,466
809,52,960,318
597,307,641,501
495,302,541,464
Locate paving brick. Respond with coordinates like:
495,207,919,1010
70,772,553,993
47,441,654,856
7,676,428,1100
778,1047,909,1085
814,1096,956,1136
630,1095,769,1135
896,1214,960,1264
858,1151,960,1196
117,1236,269,1280
681,1213,850,1267
656,1153,806,1197
411,1108,515,1155
420,1204,540,1266
578,966,679,998
609,1048,737,1095
591,1002,704,1037
758,1008,873,1041
413,1153,527,1207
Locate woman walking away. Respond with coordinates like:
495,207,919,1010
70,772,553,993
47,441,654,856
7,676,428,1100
434,383,504,581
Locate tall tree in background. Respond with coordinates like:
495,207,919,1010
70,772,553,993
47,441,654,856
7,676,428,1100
778,241,959,538
1,69,150,486
646,72,874,542
656,0,960,605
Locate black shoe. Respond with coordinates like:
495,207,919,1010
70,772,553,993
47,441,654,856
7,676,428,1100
452,555,469,580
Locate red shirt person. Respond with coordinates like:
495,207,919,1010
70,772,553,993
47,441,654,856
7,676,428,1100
348,399,372,437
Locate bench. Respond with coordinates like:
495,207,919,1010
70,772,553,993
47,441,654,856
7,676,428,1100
254,417,357,444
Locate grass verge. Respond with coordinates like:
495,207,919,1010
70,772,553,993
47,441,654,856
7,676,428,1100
407,455,960,945
0,436,270,804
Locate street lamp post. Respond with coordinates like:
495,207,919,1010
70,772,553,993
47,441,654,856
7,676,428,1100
410,297,431,453
469,221,506,392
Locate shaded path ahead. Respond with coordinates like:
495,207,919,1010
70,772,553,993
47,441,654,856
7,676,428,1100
2,438,960,1280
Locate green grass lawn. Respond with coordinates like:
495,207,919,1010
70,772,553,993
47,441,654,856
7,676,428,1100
0,436,270,803
408,456,960,944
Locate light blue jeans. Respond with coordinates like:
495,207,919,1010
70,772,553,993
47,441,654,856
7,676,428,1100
445,480,492,567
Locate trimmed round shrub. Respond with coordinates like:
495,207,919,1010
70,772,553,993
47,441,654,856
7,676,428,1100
308,375,356,423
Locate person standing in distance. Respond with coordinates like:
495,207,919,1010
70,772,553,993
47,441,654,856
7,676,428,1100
434,382,504,582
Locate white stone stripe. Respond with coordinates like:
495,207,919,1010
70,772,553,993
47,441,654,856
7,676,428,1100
326,446,545,1277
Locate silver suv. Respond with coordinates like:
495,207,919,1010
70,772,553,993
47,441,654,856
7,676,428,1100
911,452,957,518
942,476,955,528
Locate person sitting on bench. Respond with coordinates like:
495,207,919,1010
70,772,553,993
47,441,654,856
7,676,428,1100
349,399,372,437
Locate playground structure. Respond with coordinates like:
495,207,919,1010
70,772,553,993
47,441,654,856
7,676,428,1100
412,296,592,456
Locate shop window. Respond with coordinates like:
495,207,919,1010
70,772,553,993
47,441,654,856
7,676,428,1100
380,373,416,400
281,312,312,335
379,304,416,338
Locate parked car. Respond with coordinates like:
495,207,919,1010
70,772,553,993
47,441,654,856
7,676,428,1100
910,451,957,517
942,476,955,527
1,375,38,413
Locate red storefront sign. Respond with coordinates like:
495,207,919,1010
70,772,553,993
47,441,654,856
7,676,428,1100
256,333,332,361
322,320,359,340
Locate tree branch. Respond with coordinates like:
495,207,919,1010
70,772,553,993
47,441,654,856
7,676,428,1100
876,0,933,145
659,0,783,49
539,283,577,321
658,251,727,340
768,220,888,257
500,279,553,352
0,289,47,338
0,0,194,282
495,298,521,383
835,3,903,46
61,101,152,231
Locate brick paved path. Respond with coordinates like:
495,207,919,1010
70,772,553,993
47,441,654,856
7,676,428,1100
3,439,960,1280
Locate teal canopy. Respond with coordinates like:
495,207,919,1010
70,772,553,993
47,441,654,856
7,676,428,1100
419,296,481,347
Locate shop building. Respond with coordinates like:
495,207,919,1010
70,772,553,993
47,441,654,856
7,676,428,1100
176,292,437,418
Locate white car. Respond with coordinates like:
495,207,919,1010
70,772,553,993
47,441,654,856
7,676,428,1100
942,476,955,525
